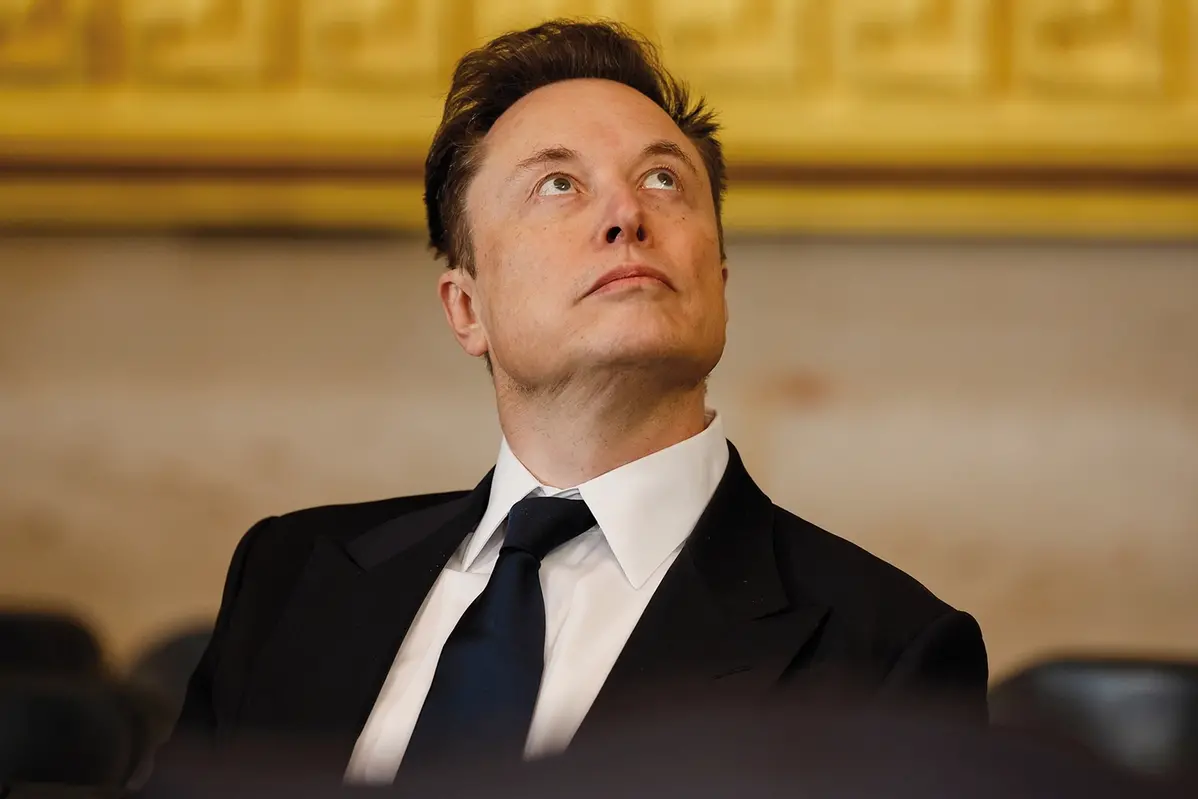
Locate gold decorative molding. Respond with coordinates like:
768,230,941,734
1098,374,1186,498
300,0,452,89
835,0,993,94
124,0,281,85
475,1,634,43
0,0,92,82
1011,0,1170,97
647,0,819,91
1,0,1196,236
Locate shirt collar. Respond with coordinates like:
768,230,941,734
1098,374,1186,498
462,411,730,588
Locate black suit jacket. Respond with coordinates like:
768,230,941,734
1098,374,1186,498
158,442,987,776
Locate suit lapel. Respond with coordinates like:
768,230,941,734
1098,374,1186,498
574,445,827,745
236,472,493,763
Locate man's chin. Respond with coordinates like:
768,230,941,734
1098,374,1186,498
574,342,720,383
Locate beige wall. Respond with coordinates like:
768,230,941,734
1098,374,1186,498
1,234,1195,679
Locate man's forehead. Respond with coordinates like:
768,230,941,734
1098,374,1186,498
480,78,695,165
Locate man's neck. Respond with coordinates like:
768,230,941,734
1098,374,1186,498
494,378,710,489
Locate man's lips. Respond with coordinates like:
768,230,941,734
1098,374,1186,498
587,265,673,295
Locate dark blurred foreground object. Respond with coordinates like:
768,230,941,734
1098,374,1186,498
2,784,109,798
0,613,102,678
0,676,146,792
125,625,213,755
990,657,1198,782
141,698,1186,799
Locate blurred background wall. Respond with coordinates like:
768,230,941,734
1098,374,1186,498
2,235,1197,680
2,1,1196,680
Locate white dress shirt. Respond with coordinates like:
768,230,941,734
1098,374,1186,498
344,411,729,784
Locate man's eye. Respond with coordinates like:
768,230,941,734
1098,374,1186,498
538,175,577,196
641,170,678,191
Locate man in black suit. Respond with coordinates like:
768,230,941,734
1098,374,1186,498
154,19,987,786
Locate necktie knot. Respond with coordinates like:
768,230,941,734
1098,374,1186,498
502,495,596,561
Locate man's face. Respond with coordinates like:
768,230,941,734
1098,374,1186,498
444,78,727,391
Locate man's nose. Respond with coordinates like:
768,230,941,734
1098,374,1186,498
605,224,647,244
598,187,650,247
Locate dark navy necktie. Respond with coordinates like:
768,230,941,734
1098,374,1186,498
404,495,597,766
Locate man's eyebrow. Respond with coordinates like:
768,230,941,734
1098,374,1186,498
640,140,699,177
508,146,581,183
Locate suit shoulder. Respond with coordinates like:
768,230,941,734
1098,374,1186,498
236,490,470,566
771,505,957,635
265,489,470,544
221,489,470,611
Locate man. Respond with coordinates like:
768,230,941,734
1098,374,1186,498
155,20,988,786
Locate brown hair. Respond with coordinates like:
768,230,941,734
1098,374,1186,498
424,19,727,276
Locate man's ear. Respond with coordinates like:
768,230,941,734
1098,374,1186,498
438,268,490,358
722,263,729,320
